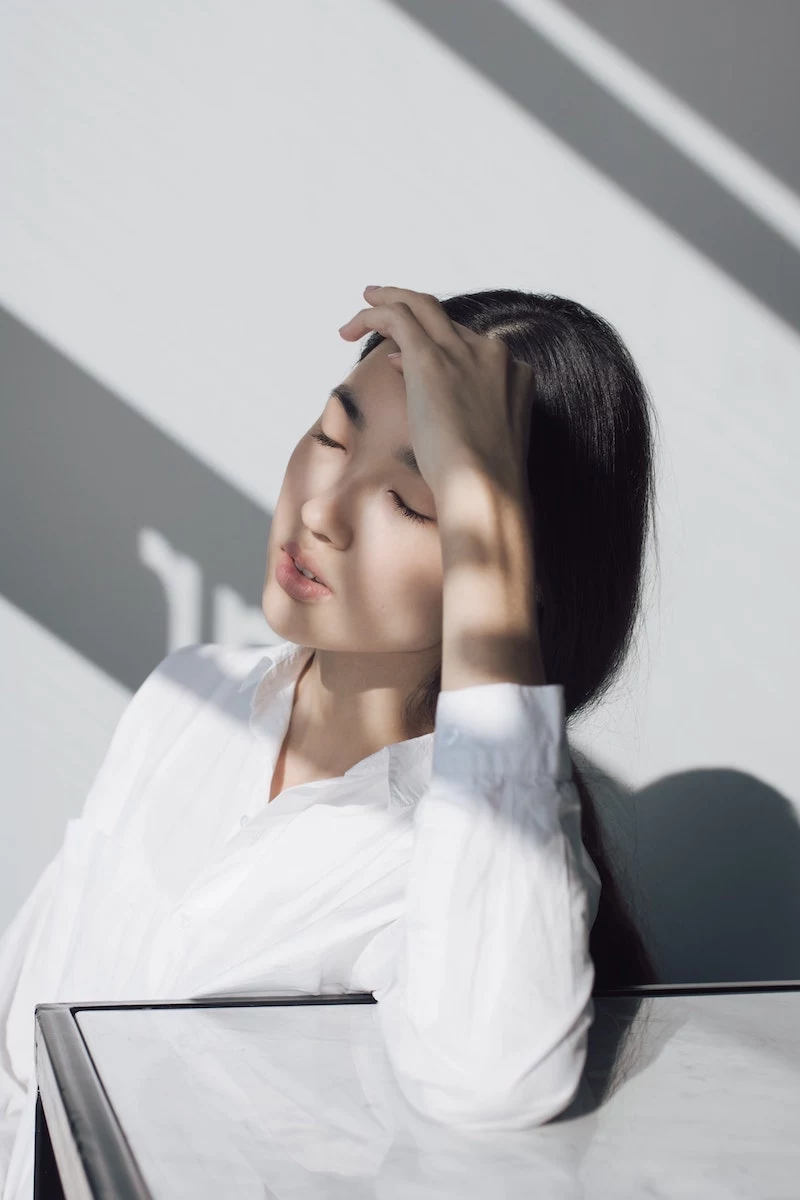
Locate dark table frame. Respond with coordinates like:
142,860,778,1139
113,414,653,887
34,981,800,1200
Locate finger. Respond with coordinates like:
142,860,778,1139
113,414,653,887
338,300,434,360
359,286,470,352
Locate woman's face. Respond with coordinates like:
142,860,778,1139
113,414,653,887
262,340,444,657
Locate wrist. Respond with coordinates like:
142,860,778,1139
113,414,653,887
434,469,546,690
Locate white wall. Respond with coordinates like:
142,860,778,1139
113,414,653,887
2,0,799,982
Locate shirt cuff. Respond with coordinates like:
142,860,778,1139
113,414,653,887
432,681,572,785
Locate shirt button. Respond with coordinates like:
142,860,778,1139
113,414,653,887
442,728,459,745
179,913,191,928
240,814,249,827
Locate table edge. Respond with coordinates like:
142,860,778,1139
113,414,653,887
35,1006,155,1200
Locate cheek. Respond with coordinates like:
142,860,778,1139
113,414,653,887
368,538,443,625
271,445,319,522
282,442,311,489
271,449,299,504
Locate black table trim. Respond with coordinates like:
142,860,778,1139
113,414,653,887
593,979,800,996
48,980,800,1017
35,1005,154,1199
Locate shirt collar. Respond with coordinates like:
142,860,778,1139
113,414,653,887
237,640,434,809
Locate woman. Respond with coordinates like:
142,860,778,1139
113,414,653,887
0,285,659,1193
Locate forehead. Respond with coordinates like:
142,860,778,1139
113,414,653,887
334,342,407,423
327,343,423,478
351,338,403,391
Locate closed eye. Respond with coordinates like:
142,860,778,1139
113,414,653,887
310,430,345,451
309,430,432,525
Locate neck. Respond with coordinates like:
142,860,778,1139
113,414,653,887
289,645,439,766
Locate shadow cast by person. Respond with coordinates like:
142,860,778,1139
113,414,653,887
555,757,800,1120
632,765,800,985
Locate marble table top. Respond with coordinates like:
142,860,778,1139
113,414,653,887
73,985,800,1199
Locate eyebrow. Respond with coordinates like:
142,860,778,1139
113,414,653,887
330,384,422,477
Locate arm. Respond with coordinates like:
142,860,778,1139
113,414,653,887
437,466,546,692
0,644,202,1188
0,855,62,1186
355,472,601,1131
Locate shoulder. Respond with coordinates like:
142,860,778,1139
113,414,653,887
113,641,282,742
79,643,283,832
151,641,273,691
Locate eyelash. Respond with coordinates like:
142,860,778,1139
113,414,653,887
310,430,430,525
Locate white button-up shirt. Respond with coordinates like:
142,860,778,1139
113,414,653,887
0,639,601,1195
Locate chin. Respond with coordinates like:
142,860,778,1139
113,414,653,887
261,587,314,643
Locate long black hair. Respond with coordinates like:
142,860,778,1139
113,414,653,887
358,288,661,989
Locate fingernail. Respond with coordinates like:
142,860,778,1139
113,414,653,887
364,284,381,291
387,351,401,358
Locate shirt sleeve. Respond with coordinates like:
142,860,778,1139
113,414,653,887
0,853,60,1188
0,644,203,1192
351,680,602,1133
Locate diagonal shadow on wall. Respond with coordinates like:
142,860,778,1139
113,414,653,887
0,303,273,693
389,0,800,334
559,0,800,195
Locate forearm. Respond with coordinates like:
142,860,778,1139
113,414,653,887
363,477,599,1133
434,466,546,691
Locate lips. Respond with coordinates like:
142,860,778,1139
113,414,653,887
282,541,331,589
